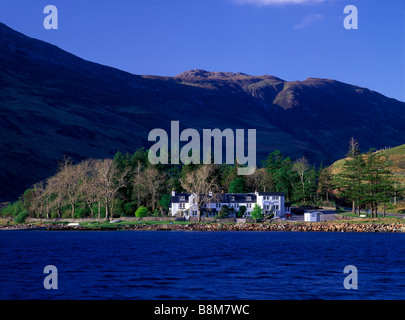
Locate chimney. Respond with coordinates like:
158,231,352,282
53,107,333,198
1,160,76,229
255,189,258,196
172,188,175,197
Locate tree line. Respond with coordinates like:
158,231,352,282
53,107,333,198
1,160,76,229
2,139,403,221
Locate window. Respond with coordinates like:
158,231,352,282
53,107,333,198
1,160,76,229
179,196,185,201
216,203,221,208
247,203,252,208
231,196,235,201
275,205,279,210
179,203,185,209
272,196,279,201
246,196,251,201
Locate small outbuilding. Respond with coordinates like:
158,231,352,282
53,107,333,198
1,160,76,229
304,211,322,222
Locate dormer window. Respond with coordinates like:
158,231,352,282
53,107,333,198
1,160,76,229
179,196,185,201
231,196,235,201
246,196,251,201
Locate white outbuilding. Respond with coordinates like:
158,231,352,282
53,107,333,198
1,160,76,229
304,211,322,222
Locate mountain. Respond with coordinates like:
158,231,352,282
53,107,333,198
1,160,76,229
1,22,405,201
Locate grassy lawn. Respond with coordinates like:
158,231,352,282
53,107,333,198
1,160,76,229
78,220,241,229
338,212,404,223
78,220,192,229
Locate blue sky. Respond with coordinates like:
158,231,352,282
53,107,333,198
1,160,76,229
0,0,404,101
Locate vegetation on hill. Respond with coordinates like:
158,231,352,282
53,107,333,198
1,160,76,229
330,141,405,213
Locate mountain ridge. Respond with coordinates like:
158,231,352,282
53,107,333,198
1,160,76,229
1,22,405,201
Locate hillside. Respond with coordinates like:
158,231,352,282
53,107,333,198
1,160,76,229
376,145,405,179
329,144,405,184
1,22,405,201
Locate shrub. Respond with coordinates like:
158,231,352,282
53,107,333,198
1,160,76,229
335,206,345,213
238,205,247,218
135,206,149,218
74,207,90,218
1,200,25,217
251,204,263,222
218,205,229,219
159,194,171,211
14,211,29,224
124,201,138,216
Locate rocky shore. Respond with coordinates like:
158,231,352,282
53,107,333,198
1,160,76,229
122,222,405,232
2,221,405,233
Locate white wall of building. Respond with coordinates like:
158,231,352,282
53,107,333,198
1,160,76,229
171,192,286,218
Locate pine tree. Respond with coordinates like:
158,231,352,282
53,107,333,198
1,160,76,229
362,152,395,217
228,177,246,193
318,165,334,202
265,150,295,201
334,153,366,215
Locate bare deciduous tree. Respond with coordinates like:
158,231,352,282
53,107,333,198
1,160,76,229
46,174,64,218
348,137,360,157
245,168,274,192
32,181,50,218
180,165,220,222
95,159,128,221
79,159,103,219
59,159,84,217
292,156,310,203
142,166,167,212
133,160,147,208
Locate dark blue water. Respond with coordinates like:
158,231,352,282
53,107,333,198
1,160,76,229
0,230,405,300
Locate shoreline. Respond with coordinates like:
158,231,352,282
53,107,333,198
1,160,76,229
2,221,405,233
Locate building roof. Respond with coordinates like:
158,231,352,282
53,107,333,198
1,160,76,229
258,192,285,196
171,193,190,203
225,193,256,203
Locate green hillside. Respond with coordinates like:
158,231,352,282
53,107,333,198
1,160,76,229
329,143,405,213
330,144,405,172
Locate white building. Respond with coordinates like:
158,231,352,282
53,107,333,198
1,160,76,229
170,190,290,218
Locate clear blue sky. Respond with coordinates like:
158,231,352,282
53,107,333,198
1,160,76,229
1,0,404,101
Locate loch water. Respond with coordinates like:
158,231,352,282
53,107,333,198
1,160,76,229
1,230,404,300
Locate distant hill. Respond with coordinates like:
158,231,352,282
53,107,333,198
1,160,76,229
329,144,405,183
1,22,405,201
